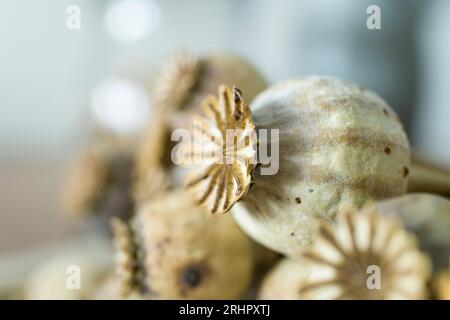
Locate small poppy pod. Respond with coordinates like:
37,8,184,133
259,205,431,300
62,142,135,223
177,76,410,256
297,204,431,299
376,193,450,272
111,190,254,299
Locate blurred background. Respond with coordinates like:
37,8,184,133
0,0,449,293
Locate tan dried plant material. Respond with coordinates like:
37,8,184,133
432,269,450,300
111,190,254,299
177,85,257,214
258,258,310,300
111,218,138,297
298,204,431,299
134,112,171,175
24,253,110,300
91,273,143,300
133,109,173,203
152,50,201,112
62,149,110,217
133,165,171,204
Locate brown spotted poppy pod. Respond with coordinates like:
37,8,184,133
376,193,450,271
62,142,134,222
134,51,267,203
297,205,431,300
112,190,254,299
178,77,411,255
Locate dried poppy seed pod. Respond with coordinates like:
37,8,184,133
376,193,450,272
62,148,110,217
25,252,111,300
152,50,267,120
258,258,310,300
178,77,410,255
91,273,143,300
258,206,431,300
297,205,431,300
62,142,134,223
134,50,267,203
112,190,254,299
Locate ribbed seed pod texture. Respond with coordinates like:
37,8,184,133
258,258,310,300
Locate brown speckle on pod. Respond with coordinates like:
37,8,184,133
402,166,410,177
295,197,302,204
181,264,207,289
384,146,392,154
